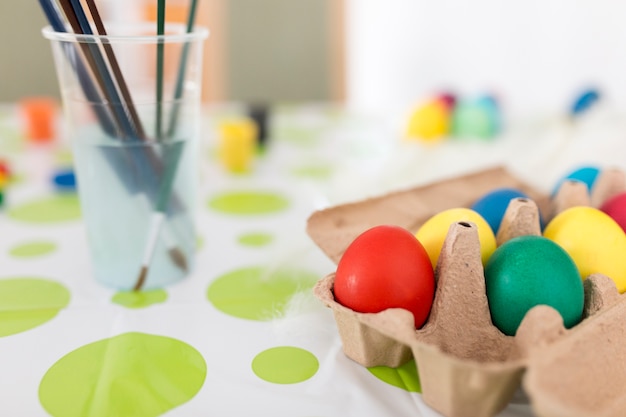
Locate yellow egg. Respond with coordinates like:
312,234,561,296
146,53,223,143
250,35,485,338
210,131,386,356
543,206,626,293
416,208,497,268
405,99,450,142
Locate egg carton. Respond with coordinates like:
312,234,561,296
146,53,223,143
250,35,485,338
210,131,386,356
306,166,626,417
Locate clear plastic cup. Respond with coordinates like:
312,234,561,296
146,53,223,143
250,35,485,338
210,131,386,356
43,23,208,291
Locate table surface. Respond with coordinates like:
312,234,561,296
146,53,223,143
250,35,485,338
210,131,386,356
2,102,624,417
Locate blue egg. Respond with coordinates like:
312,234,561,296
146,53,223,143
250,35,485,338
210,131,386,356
52,168,77,192
471,188,534,234
570,88,600,117
553,166,600,195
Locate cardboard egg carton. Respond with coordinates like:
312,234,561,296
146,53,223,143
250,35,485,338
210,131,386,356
306,166,626,417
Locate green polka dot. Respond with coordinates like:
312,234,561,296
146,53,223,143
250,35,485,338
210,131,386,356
252,346,319,384
275,127,321,147
39,332,206,417
9,241,57,258
55,150,73,165
324,106,344,120
0,126,23,152
0,278,70,337
6,173,25,185
208,191,288,215
8,194,81,223
207,266,318,321
368,359,421,393
237,232,273,247
291,164,333,180
111,289,168,309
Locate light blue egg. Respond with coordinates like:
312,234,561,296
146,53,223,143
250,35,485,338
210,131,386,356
570,88,600,117
553,166,600,195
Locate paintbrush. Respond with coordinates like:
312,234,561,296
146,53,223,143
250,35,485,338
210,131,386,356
133,0,168,291
80,0,189,289
156,0,166,140
40,0,149,198
167,0,199,137
57,0,135,139
82,0,146,140
67,0,188,195
134,0,201,291
37,0,117,137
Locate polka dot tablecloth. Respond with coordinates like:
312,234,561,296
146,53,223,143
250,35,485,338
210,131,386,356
0,102,573,417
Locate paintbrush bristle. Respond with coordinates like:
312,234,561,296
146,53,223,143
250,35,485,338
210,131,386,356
133,266,148,291
169,248,189,272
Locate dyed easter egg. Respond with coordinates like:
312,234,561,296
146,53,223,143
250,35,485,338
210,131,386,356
476,95,502,134
570,88,600,117
436,92,456,110
600,192,626,233
485,235,584,336
334,225,435,328
452,96,501,139
405,99,450,142
543,206,626,293
553,166,600,195
416,208,496,268
471,188,534,234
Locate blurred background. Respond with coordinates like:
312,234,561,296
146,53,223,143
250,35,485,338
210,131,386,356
2,0,626,120
0,0,343,104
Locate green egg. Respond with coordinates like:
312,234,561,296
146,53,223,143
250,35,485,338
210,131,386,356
485,235,584,336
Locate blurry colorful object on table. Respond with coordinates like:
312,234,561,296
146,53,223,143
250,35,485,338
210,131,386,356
247,103,270,149
51,168,77,192
0,157,13,184
0,172,6,209
405,92,502,142
19,97,58,143
452,94,501,139
569,87,601,118
405,97,451,142
437,92,456,111
0,158,12,183
218,117,258,173
0,159,12,209
0,171,8,189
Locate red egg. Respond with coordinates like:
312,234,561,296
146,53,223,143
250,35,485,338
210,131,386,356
600,192,626,233
334,225,435,328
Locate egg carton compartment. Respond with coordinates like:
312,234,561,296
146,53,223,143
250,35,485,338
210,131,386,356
307,166,626,417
